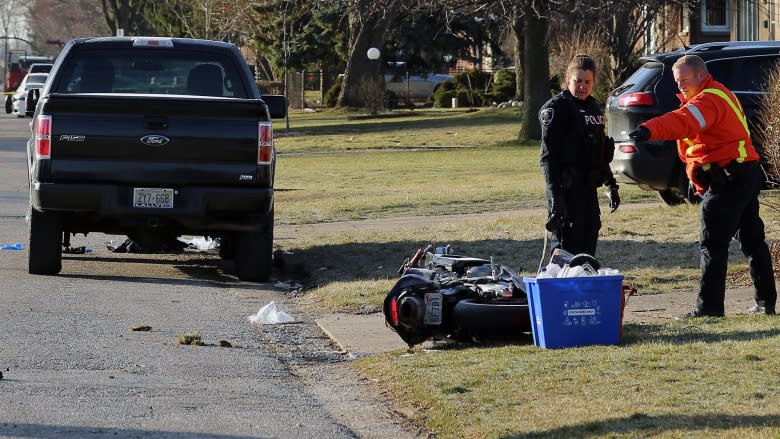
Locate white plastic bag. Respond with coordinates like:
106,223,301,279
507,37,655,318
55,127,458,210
178,236,218,251
248,301,294,324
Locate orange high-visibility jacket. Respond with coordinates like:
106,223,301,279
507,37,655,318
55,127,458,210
640,74,759,194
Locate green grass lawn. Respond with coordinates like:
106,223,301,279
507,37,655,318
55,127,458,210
359,316,780,438
273,107,780,439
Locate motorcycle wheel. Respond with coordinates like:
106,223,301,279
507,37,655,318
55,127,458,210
452,298,531,339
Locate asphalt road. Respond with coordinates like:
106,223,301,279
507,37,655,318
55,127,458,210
0,115,417,439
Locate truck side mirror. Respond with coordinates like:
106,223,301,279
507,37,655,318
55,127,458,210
261,94,287,119
25,88,40,117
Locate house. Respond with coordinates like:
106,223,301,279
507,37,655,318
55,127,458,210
647,0,779,53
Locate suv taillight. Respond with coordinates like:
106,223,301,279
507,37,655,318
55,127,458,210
258,122,274,164
618,92,655,107
34,115,52,159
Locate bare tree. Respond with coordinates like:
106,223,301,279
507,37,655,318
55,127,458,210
146,0,255,41
99,0,154,36
518,1,549,141
28,0,110,55
336,0,401,108
1,0,33,49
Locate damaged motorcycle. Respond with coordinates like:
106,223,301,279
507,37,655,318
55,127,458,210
383,245,532,348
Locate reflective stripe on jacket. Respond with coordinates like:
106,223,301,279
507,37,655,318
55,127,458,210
641,74,759,193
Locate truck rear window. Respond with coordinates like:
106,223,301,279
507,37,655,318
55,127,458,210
53,49,248,98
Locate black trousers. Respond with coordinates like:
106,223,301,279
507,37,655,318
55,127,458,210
697,161,777,315
547,183,601,256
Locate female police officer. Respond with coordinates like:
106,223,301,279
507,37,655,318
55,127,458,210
539,54,619,257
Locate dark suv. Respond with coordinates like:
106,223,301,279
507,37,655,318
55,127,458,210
606,41,780,205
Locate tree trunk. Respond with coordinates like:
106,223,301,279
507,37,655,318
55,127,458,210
520,12,549,142
511,11,524,101
336,3,399,108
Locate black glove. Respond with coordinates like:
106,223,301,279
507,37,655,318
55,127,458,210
688,181,699,200
605,184,620,212
545,196,568,233
628,126,650,142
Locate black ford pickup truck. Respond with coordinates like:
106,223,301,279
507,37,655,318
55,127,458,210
25,36,285,281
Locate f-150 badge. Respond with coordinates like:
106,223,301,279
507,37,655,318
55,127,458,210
140,135,170,146
59,135,85,142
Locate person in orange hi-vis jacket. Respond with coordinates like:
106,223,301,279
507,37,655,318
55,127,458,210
629,54,776,318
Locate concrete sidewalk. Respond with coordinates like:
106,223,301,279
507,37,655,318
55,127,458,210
315,286,761,357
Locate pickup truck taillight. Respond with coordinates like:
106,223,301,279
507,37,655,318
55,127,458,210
258,122,274,164
34,115,52,159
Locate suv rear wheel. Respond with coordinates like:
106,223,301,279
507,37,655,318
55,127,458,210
657,169,701,206
657,189,686,205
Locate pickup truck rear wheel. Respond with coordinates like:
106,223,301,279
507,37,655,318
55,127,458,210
219,233,236,259
28,209,63,275
235,215,273,282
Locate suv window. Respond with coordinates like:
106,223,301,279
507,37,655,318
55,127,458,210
731,56,776,92
620,62,663,93
53,49,248,98
705,58,734,87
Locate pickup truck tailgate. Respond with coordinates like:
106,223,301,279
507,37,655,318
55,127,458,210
42,95,269,186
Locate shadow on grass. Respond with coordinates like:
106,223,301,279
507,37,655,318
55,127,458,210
281,109,521,137
277,237,702,288
622,321,780,345
507,413,780,438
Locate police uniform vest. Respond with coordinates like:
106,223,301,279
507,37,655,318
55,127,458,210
539,90,614,190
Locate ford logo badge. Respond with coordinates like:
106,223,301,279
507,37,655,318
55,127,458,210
140,135,170,146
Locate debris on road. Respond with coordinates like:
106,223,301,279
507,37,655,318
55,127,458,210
178,236,219,251
248,301,295,325
177,332,204,345
62,246,92,254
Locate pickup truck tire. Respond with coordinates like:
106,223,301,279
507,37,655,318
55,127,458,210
28,209,63,275
234,213,273,282
219,234,236,260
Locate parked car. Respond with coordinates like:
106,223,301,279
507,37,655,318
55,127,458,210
28,63,54,74
606,41,780,205
385,72,453,101
5,73,49,117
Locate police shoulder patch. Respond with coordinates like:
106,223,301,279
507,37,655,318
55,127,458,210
540,108,554,126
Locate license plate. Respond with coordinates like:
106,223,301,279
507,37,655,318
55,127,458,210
133,188,174,208
424,292,443,325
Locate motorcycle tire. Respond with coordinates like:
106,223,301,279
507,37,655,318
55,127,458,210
452,298,531,339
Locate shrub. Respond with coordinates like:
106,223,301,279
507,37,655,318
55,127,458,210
257,80,284,95
430,70,495,108
754,58,780,265
324,76,343,107
491,69,517,102
452,70,492,91
355,76,385,114
433,89,457,108
385,90,398,110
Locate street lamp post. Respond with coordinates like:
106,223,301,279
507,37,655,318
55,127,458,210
366,48,381,113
